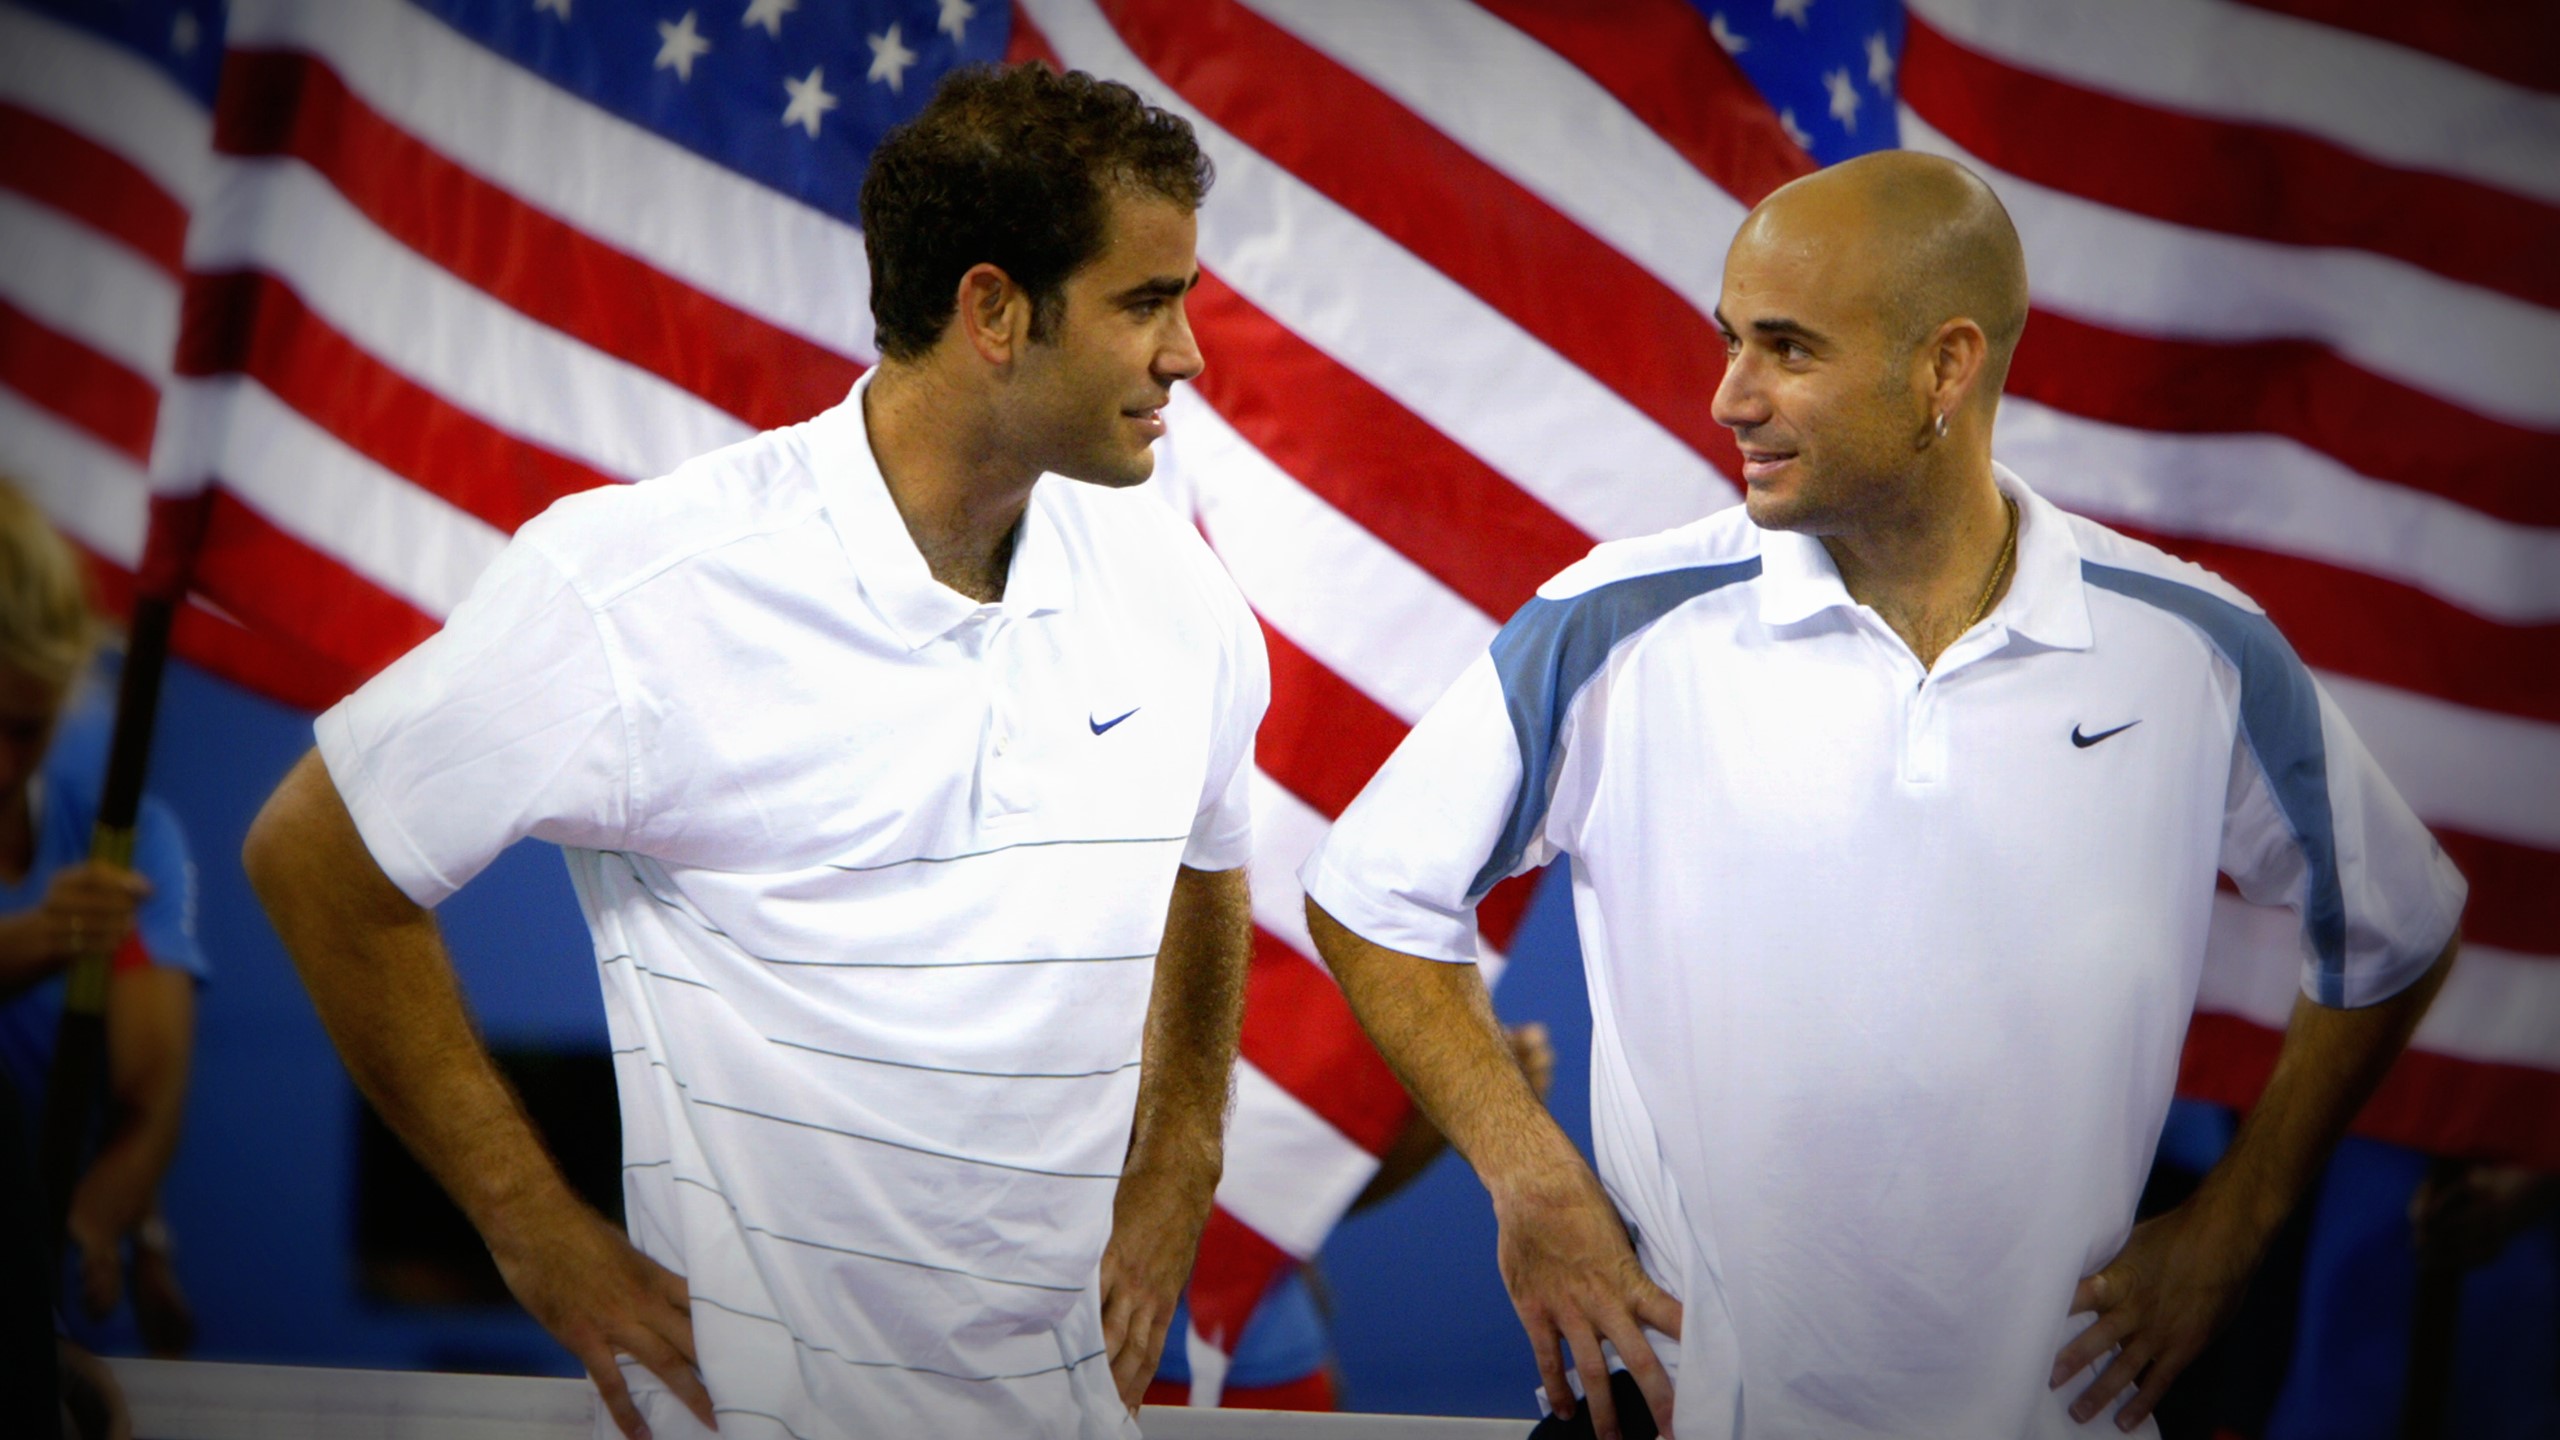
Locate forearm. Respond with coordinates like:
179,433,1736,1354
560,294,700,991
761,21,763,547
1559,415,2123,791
2193,934,2459,1246
0,917,59,991
75,968,195,1239
1307,900,1580,1206
244,753,578,1242
1124,865,1251,1197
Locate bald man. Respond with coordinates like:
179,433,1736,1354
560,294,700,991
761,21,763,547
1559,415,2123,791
1300,152,2464,1440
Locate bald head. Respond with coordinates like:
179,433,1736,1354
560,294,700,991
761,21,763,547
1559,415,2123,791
1740,151,2029,398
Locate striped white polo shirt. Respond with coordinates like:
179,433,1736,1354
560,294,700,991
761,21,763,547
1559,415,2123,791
319,373,1268,1440
1303,466,2462,1440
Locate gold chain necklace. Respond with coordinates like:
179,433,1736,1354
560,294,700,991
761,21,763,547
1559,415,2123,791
1959,496,2019,634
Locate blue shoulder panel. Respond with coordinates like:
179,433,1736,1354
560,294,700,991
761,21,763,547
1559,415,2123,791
1469,559,1761,902
2082,562,2346,1002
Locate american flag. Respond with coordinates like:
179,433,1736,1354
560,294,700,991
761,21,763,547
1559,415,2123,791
2,0,2551,1407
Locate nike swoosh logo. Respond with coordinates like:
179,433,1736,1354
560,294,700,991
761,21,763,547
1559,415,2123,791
1090,708,1140,736
2072,720,2140,748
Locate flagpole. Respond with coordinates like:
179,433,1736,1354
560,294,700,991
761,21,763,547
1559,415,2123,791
37,494,204,1285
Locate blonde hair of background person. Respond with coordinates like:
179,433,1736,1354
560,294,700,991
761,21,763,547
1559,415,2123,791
0,476,201,1353
0,479,96,700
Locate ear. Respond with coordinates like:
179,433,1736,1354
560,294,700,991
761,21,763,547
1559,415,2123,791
954,262,1029,366
1924,316,1990,420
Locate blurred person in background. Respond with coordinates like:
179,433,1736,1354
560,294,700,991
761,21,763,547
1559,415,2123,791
0,479,208,1360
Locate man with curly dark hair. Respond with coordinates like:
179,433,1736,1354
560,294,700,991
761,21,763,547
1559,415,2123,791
247,63,1263,1440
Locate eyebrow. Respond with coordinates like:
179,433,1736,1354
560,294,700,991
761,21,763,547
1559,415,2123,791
1713,309,1826,347
1114,270,1201,304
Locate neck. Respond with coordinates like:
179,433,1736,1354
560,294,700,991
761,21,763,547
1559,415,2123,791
864,362,1042,603
1819,456,2013,669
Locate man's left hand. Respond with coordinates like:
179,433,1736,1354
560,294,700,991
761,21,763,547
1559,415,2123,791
1099,1172,1209,1414
2051,1201,2256,1431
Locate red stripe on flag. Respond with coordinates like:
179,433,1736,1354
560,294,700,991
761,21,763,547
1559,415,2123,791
185,490,440,692
1240,927,1411,1156
1193,274,1592,621
1185,1206,1296,1351
2106,525,2560,724
2012,310,2560,529
85,540,362,712
1473,0,1814,205
1905,15,2560,311
2434,829,2560,959
1255,619,1415,822
0,298,157,464
1102,0,1744,481
212,49,861,434
1006,6,1060,66
0,101,187,275
2231,0,2560,97
2182,1011,2560,1170
176,270,616,533
1478,871,1538,958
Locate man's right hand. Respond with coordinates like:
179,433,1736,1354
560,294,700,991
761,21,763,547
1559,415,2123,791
0,860,149,985
487,1197,715,1439
1495,1164,1683,1440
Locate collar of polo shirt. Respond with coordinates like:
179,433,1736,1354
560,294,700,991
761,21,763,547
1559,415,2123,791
805,370,1077,650
1752,463,2093,652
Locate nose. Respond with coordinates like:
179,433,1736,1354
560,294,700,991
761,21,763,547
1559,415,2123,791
1158,300,1205,386
1711,348,1765,431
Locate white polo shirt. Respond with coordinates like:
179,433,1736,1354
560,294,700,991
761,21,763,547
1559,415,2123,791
319,373,1267,1440
1302,467,2462,1440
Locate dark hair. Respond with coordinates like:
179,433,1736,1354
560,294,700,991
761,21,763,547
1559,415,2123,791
860,63,1212,361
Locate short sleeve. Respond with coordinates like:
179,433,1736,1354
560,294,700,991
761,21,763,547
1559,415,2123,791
2220,674,2466,1009
315,534,630,908
128,797,207,980
1299,654,1534,964
1181,588,1270,872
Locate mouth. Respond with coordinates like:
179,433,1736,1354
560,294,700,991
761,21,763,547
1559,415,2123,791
1123,404,1167,440
1736,446,1796,484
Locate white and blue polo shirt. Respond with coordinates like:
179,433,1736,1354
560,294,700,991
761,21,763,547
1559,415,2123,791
1303,466,2463,1440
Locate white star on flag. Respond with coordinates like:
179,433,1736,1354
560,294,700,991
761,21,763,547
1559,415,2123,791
1709,12,1748,54
741,0,796,39
1823,67,1860,131
171,11,199,53
780,65,837,137
1773,0,1813,30
534,0,571,17
1866,32,1895,91
937,0,977,45
1779,106,1812,150
655,10,711,82
867,23,920,93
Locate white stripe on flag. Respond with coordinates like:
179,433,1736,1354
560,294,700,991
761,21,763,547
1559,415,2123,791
1907,0,2560,205
1215,1058,1377,1260
2001,398,2560,624
0,189,180,385
0,387,150,566
0,3,211,203
2201,891,2558,1071
1241,0,1746,315
1901,110,2560,431
1023,0,1733,545
154,375,508,617
2319,671,2560,852
1248,768,1327,961
1164,387,1498,722
223,0,875,361
182,157,757,480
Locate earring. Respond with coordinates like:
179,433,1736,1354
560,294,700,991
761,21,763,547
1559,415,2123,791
1934,412,1949,440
